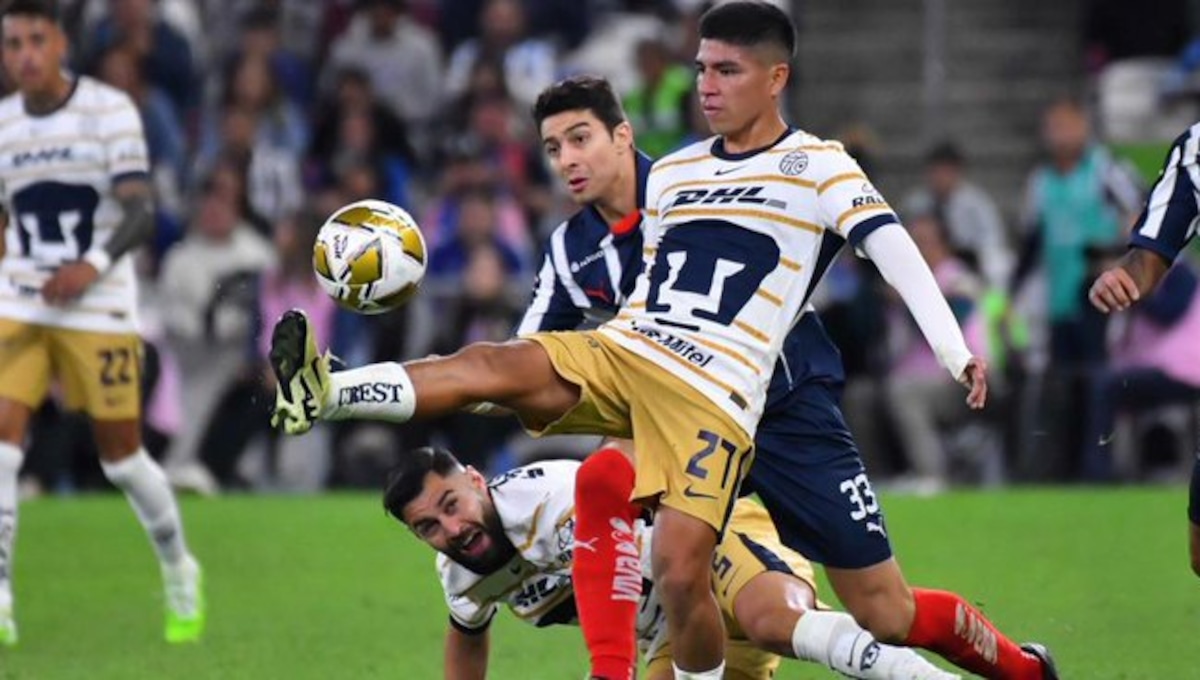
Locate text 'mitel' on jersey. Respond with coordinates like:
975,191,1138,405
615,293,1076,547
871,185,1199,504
599,130,898,436
0,76,150,334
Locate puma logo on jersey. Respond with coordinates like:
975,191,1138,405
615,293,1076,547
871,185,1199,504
13,147,72,167
669,186,786,210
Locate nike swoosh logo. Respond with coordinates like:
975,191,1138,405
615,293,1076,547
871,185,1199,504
682,485,718,500
714,165,747,176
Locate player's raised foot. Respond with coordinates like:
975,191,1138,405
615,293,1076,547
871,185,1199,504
269,309,330,435
1021,642,1059,680
163,556,205,644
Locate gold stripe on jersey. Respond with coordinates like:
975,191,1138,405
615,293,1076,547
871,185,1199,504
643,247,657,256
733,320,770,344
516,502,545,552
101,131,146,145
662,174,816,195
1,133,108,153
836,203,892,231
817,172,867,194
780,257,802,271
768,142,844,154
755,288,783,307
628,301,646,309
692,334,761,375
645,209,660,217
665,207,821,235
609,326,746,404
8,273,125,291
649,154,713,174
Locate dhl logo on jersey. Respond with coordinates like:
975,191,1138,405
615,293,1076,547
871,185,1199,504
667,185,788,211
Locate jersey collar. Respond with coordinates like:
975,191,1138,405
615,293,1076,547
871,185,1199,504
711,126,796,161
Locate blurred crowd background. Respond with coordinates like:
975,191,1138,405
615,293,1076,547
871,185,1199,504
12,0,1200,497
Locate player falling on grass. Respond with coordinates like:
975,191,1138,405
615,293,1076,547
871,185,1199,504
271,3,1055,677
0,0,203,644
384,446,960,680
1089,121,1200,580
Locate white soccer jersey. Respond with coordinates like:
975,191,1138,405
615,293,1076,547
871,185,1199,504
437,461,665,655
0,76,150,334
599,130,898,435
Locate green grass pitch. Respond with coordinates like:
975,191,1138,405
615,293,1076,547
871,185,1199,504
0,488,1194,679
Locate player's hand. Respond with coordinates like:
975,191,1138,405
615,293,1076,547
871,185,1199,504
957,356,988,410
42,261,100,305
1089,265,1140,313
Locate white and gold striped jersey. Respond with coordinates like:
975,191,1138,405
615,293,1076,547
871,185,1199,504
0,76,150,334
437,460,661,649
600,129,898,436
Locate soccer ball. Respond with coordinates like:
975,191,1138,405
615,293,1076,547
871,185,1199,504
312,199,427,315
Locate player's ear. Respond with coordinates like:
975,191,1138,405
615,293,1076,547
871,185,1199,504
464,465,487,489
768,63,790,98
613,120,633,153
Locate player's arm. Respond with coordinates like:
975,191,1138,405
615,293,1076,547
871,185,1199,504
42,177,155,305
819,149,984,407
1092,130,1198,312
444,621,490,680
859,223,985,408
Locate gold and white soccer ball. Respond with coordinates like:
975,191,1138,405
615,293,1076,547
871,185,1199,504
312,199,427,315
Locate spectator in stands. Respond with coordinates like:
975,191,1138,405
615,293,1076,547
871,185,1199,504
885,213,990,494
623,38,693,159
309,67,416,176
201,53,309,163
1084,262,1200,481
1013,99,1144,367
83,0,199,120
427,187,526,283
205,104,304,226
232,6,313,109
903,142,1013,290
158,175,277,473
466,93,552,228
445,0,558,109
323,0,443,138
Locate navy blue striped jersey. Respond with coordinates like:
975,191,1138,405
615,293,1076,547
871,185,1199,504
1130,123,1200,262
515,151,845,409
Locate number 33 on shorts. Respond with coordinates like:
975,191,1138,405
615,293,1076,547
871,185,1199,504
839,473,886,537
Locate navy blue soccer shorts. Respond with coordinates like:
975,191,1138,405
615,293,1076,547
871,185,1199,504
743,379,894,570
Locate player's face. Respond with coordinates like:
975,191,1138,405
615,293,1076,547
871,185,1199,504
1,15,65,94
694,39,788,137
540,109,633,206
403,468,511,573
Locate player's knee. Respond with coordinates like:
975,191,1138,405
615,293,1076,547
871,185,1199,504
0,399,31,445
653,547,712,611
576,448,635,502
92,421,141,462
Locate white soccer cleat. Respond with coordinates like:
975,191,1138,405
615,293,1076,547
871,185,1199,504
269,309,331,435
162,555,205,643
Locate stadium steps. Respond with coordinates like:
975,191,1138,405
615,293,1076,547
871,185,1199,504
794,0,1083,219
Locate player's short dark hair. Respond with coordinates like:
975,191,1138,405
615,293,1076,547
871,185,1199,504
925,141,965,167
699,1,796,61
531,75,627,133
383,447,464,523
1,0,58,22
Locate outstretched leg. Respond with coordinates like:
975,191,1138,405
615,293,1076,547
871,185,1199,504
270,310,580,434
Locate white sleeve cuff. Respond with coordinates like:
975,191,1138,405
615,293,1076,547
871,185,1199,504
859,222,973,380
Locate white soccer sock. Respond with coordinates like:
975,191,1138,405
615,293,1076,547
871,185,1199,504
0,442,20,595
323,362,416,422
101,449,188,566
792,610,959,679
672,661,725,679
